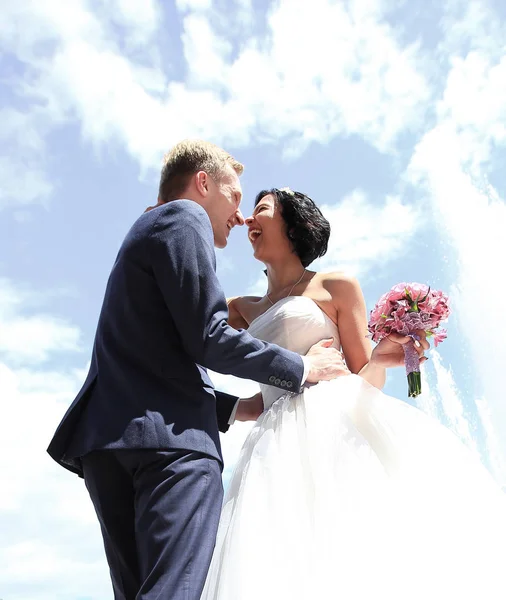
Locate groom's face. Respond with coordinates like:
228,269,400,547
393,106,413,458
206,166,245,248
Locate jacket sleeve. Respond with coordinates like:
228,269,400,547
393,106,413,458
148,200,304,391
215,391,238,433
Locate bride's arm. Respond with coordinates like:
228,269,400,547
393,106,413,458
226,296,250,330
327,273,429,389
357,360,387,389
327,273,387,390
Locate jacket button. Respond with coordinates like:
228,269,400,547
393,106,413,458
280,380,287,387
269,375,276,383
274,378,281,385
286,381,293,389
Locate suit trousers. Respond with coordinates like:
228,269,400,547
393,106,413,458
82,449,223,600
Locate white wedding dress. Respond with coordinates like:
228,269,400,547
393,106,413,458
202,296,506,600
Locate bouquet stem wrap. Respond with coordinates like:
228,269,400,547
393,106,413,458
403,340,421,398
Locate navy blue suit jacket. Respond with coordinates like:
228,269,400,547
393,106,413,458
47,200,304,476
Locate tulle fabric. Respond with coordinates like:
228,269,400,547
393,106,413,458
202,375,506,600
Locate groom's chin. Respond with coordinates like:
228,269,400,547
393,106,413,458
214,238,227,249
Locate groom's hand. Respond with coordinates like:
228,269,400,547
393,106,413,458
305,338,350,383
235,392,264,421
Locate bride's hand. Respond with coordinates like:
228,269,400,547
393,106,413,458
370,331,430,369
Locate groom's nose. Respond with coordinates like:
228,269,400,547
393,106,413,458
234,209,245,226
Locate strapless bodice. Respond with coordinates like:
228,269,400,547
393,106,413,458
248,296,340,409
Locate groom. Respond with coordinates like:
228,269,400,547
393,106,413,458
47,140,348,600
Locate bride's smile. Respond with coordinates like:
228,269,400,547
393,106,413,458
247,228,262,243
245,192,297,266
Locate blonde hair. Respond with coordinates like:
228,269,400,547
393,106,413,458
158,139,244,202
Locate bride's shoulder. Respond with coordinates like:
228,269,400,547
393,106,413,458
227,295,263,309
314,271,365,305
316,271,362,289
227,295,263,329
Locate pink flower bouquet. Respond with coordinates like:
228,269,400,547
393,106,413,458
368,283,451,397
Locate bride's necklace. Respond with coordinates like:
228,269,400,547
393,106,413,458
266,269,306,306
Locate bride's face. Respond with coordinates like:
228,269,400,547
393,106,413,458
245,194,292,262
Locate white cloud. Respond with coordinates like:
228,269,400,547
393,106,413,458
0,156,53,209
476,396,506,492
102,0,161,44
0,108,54,209
403,1,506,484
176,0,253,26
0,362,110,599
0,279,81,365
0,0,164,209
435,54,506,174
0,364,82,508
0,279,109,598
440,0,506,60
415,367,442,422
430,350,478,454
176,0,213,12
0,1,104,59
181,14,232,87
1,0,430,207
315,190,421,277
406,125,506,487
264,0,429,152
0,316,80,365
0,539,109,600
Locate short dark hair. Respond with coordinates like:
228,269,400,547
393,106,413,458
254,188,330,267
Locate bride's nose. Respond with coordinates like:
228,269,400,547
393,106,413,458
245,215,254,226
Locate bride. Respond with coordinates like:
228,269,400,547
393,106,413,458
202,188,506,600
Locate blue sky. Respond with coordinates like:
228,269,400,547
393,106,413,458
1,0,506,597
